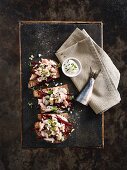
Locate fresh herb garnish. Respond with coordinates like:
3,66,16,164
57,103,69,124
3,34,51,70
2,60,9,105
70,95,74,100
47,90,53,94
51,106,58,111
28,62,32,67
28,102,33,108
31,86,36,90
57,63,61,68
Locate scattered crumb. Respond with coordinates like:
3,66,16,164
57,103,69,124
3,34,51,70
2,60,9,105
55,83,59,86
29,55,34,60
60,83,63,85
28,102,33,108
71,129,75,132
29,58,33,60
38,54,42,57
68,107,71,111
45,83,49,86
31,55,34,58
75,112,78,116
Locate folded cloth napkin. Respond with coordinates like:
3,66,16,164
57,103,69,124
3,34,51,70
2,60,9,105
55,28,121,114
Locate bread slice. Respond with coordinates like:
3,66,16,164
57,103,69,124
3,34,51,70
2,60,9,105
33,84,72,113
28,59,60,88
34,113,74,144
33,84,69,98
37,112,69,120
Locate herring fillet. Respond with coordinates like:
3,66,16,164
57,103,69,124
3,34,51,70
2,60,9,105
76,78,95,105
76,67,100,106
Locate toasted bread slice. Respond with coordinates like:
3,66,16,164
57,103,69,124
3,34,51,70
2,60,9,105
37,112,69,120
33,84,69,98
33,84,72,113
34,113,74,144
28,59,60,88
28,80,39,88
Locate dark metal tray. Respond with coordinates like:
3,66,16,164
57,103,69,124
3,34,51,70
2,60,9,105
19,21,104,148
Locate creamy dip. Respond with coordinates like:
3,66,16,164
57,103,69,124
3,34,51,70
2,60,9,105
63,59,79,76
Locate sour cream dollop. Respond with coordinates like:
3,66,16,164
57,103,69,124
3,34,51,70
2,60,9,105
62,58,81,77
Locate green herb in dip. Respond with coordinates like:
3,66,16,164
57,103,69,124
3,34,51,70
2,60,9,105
63,59,79,76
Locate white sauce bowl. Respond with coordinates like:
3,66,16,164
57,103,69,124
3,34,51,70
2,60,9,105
62,58,82,77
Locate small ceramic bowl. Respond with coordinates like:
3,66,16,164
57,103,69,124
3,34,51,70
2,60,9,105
62,57,82,77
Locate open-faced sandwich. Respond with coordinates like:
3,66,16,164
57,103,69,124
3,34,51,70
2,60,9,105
33,84,73,113
28,58,60,88
34,113,74,143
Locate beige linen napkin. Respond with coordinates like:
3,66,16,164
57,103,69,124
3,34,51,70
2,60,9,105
55,28,121,114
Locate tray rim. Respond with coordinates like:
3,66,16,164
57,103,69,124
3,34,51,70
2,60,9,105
19,21,104,149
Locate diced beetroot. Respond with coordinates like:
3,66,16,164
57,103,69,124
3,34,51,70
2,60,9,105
45,77,53,83
38,91,47,97
41,114,52,119
31,61,39,66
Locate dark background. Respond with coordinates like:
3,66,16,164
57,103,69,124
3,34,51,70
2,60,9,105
0,0,127,170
